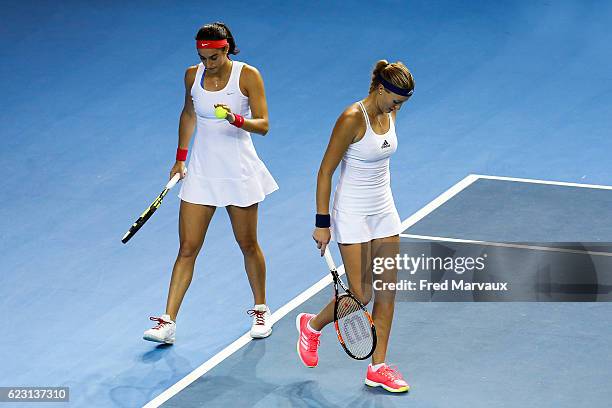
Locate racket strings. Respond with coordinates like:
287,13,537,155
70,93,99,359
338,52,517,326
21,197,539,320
336,296,374,359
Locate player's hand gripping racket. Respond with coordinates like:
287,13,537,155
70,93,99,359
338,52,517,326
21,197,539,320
323,247,377,360
121,173,181,244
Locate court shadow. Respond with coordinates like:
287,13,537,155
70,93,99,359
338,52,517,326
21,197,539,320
165,340,277,407
141,343,173,363
104,344,194,407
265,380,341,408
335,384,409,408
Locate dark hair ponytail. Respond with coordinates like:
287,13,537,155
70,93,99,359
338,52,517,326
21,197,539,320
195,22,239,55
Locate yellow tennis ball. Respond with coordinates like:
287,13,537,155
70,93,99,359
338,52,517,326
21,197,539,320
214,106,228,119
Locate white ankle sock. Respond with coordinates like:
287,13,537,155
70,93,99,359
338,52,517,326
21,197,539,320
253,304,268,312
307,319,321,334
370,362,386,371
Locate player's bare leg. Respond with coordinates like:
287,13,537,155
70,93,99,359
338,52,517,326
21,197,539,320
227,203,273,338
310,242,373,330
369,234,399,364
165,200,216,320
226,203,267,305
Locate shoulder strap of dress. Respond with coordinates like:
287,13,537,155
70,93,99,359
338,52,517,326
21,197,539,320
357,101,371,130
231,61,244,89
198,63,206,90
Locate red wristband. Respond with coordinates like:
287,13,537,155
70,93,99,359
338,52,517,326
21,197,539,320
176,148,188,161
231,113,245,128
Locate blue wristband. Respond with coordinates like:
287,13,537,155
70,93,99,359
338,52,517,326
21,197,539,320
315,214,331,228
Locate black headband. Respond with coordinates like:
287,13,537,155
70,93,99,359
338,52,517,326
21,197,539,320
377,74,414,97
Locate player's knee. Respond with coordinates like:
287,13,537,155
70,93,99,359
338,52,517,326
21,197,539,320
178,241,200,259
236,237,259,256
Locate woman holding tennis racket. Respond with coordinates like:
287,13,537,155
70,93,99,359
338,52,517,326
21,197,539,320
143,22,278,344
297,60,414,393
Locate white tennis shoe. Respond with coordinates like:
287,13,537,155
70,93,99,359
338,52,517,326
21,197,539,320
143,314,176,344
248,304,272,338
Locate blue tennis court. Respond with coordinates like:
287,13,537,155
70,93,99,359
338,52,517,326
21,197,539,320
156,175,612,407
2,0,612,407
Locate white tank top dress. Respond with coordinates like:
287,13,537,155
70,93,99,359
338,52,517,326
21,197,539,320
178,61,278,207
331,101,402,244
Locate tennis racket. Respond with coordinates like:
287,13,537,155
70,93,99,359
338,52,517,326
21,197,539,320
323,247,377,360
121,173,181,244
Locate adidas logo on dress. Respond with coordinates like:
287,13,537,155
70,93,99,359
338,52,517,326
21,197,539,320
381,140,391,149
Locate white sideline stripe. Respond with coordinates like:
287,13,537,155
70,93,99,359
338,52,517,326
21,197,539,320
400,234,612,258
473,174,612,191
143,174,479,408
400,174,479,231
143,265,345,408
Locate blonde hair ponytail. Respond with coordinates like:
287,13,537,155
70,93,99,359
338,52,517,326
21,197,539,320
369,60,414,95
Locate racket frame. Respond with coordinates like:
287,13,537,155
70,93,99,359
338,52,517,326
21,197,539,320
324,248,377,360
121,173,181,244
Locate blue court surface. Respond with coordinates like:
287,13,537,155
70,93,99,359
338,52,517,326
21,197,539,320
156,175,612,407
2,0,612,407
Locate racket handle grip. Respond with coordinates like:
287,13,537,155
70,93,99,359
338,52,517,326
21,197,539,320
166,172,181,189
323,247,337,271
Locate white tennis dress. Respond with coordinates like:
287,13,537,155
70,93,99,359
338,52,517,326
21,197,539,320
179,61,278,207
331,101,402,243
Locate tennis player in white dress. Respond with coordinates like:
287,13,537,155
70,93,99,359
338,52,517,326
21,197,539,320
297,60,415,393
144,22,277,344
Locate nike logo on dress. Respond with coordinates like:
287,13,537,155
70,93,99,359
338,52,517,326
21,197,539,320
381,140,391,149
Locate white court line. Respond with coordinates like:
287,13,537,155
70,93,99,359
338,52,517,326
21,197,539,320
474,174,612,190
400,174,480,231
401,173,612,256
400,233,612,258
143,266,344,408
143,174,479,408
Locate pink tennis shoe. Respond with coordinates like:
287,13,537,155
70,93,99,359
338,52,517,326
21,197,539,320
296,313,321,367
365,363,410,393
